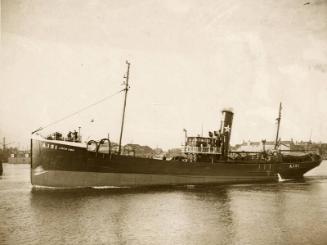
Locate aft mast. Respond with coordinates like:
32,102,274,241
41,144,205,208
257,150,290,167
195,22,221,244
118,61,131,155
274,102,282,150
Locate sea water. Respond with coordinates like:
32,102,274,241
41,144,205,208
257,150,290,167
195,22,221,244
1,162,327,245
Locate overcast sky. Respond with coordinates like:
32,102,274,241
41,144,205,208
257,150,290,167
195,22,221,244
1,0,327,150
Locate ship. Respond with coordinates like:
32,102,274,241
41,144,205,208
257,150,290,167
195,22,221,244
30,61,322,188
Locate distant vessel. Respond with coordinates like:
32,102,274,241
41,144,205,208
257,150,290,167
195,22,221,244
30,62,322,187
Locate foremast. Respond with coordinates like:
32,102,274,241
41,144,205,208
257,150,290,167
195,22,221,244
118,61,131,155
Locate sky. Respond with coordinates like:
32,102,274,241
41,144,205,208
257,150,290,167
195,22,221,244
1,0,327,150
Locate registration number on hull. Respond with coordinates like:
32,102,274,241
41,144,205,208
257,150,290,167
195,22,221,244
289,164,300,169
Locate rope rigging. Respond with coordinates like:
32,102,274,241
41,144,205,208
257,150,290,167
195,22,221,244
31,89,124,134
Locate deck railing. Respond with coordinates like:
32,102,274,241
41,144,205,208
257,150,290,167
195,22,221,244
182,146,221,154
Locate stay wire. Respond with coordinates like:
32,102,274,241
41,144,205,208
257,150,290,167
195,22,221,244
32,89,124,134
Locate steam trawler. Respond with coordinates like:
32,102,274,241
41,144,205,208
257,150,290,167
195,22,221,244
30,62,321,187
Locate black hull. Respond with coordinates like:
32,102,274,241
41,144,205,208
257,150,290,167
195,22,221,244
278,162,318,179
30,139,321,187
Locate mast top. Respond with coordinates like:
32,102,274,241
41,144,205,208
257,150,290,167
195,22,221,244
124,61,130,86
278,102,282,119
274,102,282,149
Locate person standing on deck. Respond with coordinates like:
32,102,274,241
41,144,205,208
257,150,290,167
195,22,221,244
73,130,78,142
67,131,72,141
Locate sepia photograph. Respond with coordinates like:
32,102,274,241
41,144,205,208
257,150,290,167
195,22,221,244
1,0,327,244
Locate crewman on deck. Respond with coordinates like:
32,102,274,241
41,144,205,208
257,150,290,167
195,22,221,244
67,131,72,141
216,130,222,147
73,130,78,142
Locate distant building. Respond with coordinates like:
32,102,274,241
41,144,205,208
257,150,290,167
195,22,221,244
124,144,156,158
166,148,183,158
8,151,31,164
0,147,19,163
291,141,327,159
233,140,327,159
233,140,291,152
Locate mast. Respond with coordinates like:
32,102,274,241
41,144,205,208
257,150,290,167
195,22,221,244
274,102,282,150
201,123,203,137
118,61,131,155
